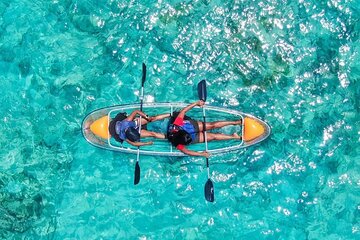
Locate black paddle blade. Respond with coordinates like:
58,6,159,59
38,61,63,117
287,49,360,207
142,63,146,86
134,162,140,185
204,179,214,202
197,79,207,102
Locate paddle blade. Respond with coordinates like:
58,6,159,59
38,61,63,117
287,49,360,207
134,162,140,185
197,79,207,102
142,63,146,86
204,178,214,202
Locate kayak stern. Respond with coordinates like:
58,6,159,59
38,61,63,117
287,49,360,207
243,117,268,142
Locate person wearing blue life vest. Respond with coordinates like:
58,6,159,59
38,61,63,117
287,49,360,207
167,100,242,158
109,110,170,147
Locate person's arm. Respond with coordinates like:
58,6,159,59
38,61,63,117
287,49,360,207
126,110,149,121
125,139,153,147
177,100,205,119
148,113,171,122
179,146,210,158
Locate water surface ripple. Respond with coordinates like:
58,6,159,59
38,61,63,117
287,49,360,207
0,0,359,239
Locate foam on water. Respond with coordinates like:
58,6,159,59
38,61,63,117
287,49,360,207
0,0,359,239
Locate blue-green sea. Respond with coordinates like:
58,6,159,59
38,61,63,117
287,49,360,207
1,0,359,239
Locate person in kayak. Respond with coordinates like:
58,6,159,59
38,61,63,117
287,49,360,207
109,110,169,147
167,100,242,157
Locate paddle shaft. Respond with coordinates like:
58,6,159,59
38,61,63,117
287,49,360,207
136,115,143,159
202,107,210,179
137,85,144,158
135,63,146,185
140,86,144,112
137,76,145,160
198,79,214,202
136,86,144,160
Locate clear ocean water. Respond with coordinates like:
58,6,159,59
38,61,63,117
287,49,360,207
0,0,359,239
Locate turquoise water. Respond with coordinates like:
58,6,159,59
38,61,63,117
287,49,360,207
0,0,359,239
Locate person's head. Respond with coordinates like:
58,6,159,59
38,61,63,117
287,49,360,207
125,127,140,142
168,130,192,146
109,112,128,143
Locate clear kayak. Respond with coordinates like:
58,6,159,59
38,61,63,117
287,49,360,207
82,102,271,156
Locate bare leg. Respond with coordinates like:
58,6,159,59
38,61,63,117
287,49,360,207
198,132,241,142
140,129,166,139
197,119,242,131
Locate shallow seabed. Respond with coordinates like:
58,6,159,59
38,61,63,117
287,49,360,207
0,0,359,239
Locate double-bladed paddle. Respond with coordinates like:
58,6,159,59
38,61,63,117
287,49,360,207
197,79,214,202
134,63,147,185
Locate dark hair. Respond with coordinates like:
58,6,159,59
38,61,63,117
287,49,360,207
109,112,128,143
125,127,140,142
168,130,192,146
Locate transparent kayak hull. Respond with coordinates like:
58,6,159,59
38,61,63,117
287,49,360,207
82,103,271,156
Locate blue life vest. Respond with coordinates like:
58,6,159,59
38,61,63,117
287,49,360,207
115,120,137,141
168,120,196,142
